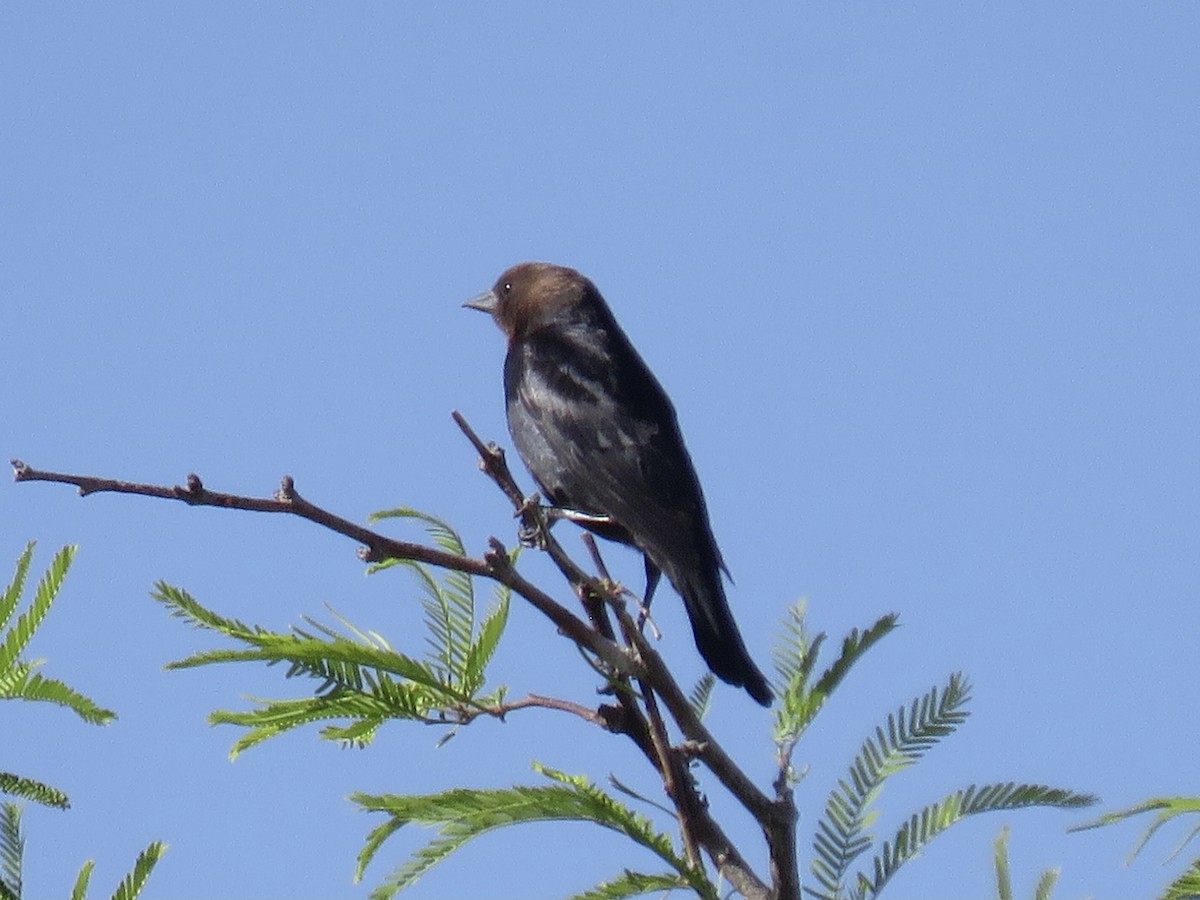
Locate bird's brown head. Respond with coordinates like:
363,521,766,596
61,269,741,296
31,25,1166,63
464,262,595,340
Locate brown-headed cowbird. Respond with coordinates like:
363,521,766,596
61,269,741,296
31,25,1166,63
466,262,772,705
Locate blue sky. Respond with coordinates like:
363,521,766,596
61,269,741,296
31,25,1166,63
3,5,1198,898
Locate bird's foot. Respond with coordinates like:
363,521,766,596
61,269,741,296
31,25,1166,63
636,602,662,640
514,493,547,547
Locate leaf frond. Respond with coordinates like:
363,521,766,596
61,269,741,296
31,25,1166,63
70,860,95,900
0,773,70,810
1071,795,1200,898
367,509,509,695
565,870,695,900
211,681,441,758
855,783,1095,899
0,669,115,725
353,764,715,900
0,545,76,676
776,609,897,745
110,841,168,900
809,673,970,898
0,803,22,900
158,563,509,757
688,673,716,722
0,544,35,631
1034,867,1061,900
1164,860,1200,900
993,826,1013,900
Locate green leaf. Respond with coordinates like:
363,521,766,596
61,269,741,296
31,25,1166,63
0,773,70,810
463,583,510,693
994,826,1013,900
110,841,167,900
151,582,259,637
1071,796,1200,900
565,870,695,900
776,607,897,746
856,784,1093,899
1034,867,1061,900
0,544,35,632
155,507,511,756
0,669,115,725
353,764,715,900
70,860,94,900
0,545,76,677
1071,796,1200,861
368,509,512,694
0,803,22,900
211,682,441,758
688,673,716,722
369,507,467,556
809,673,970,899
1164,860,1200,900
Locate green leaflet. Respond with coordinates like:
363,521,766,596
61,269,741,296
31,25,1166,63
774,602,898,750
2,544,116,811
154,510,511,757
992,826,1061,900
1072,796,1200,900
353,764,716,900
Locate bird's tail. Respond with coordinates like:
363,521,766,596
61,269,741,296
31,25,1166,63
673,566,772,706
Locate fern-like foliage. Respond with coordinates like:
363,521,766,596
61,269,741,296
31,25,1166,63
806,672,1095,900
774,603,898,754
0,802,164,900
1071,795,1200,900
808,673,972,899
0,776,68,811
2,544,117,810
368,507,510,696
70,861,94,900
566,870,699,900
1,543,115,729
1,543,70,670
353,763,716,900
993,826,1060,900
109,841,168,900
688,673,716,722
856,783,1093,899
154,512,510,757
1,804,22,900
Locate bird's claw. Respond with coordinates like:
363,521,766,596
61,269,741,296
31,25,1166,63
636,601,663,640
515,493,548,547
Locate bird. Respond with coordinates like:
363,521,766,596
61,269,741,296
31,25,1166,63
465,262,772,705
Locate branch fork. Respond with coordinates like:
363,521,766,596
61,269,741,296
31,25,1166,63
11,412,792,899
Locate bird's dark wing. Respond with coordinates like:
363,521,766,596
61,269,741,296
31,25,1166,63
504,318,769,705
503,322,723,573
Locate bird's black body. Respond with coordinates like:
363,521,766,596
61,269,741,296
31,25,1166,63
468,263,771,705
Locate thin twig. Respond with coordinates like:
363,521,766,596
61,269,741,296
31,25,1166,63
12,415,786,899
450,415,779,897
621,614,780,824
9,458,632,680
464,693,607,726
452,411,599,590
453,418,772,896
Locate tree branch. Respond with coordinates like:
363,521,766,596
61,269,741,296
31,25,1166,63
9,458,632,681
12,411,792,898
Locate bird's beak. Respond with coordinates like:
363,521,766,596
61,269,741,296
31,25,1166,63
463,289,498,314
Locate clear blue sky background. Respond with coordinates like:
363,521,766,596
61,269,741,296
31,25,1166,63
3,5,1198,899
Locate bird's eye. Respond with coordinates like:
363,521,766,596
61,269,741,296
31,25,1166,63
502,282,513,295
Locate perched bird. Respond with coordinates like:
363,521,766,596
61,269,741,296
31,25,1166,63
466,262,771,705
